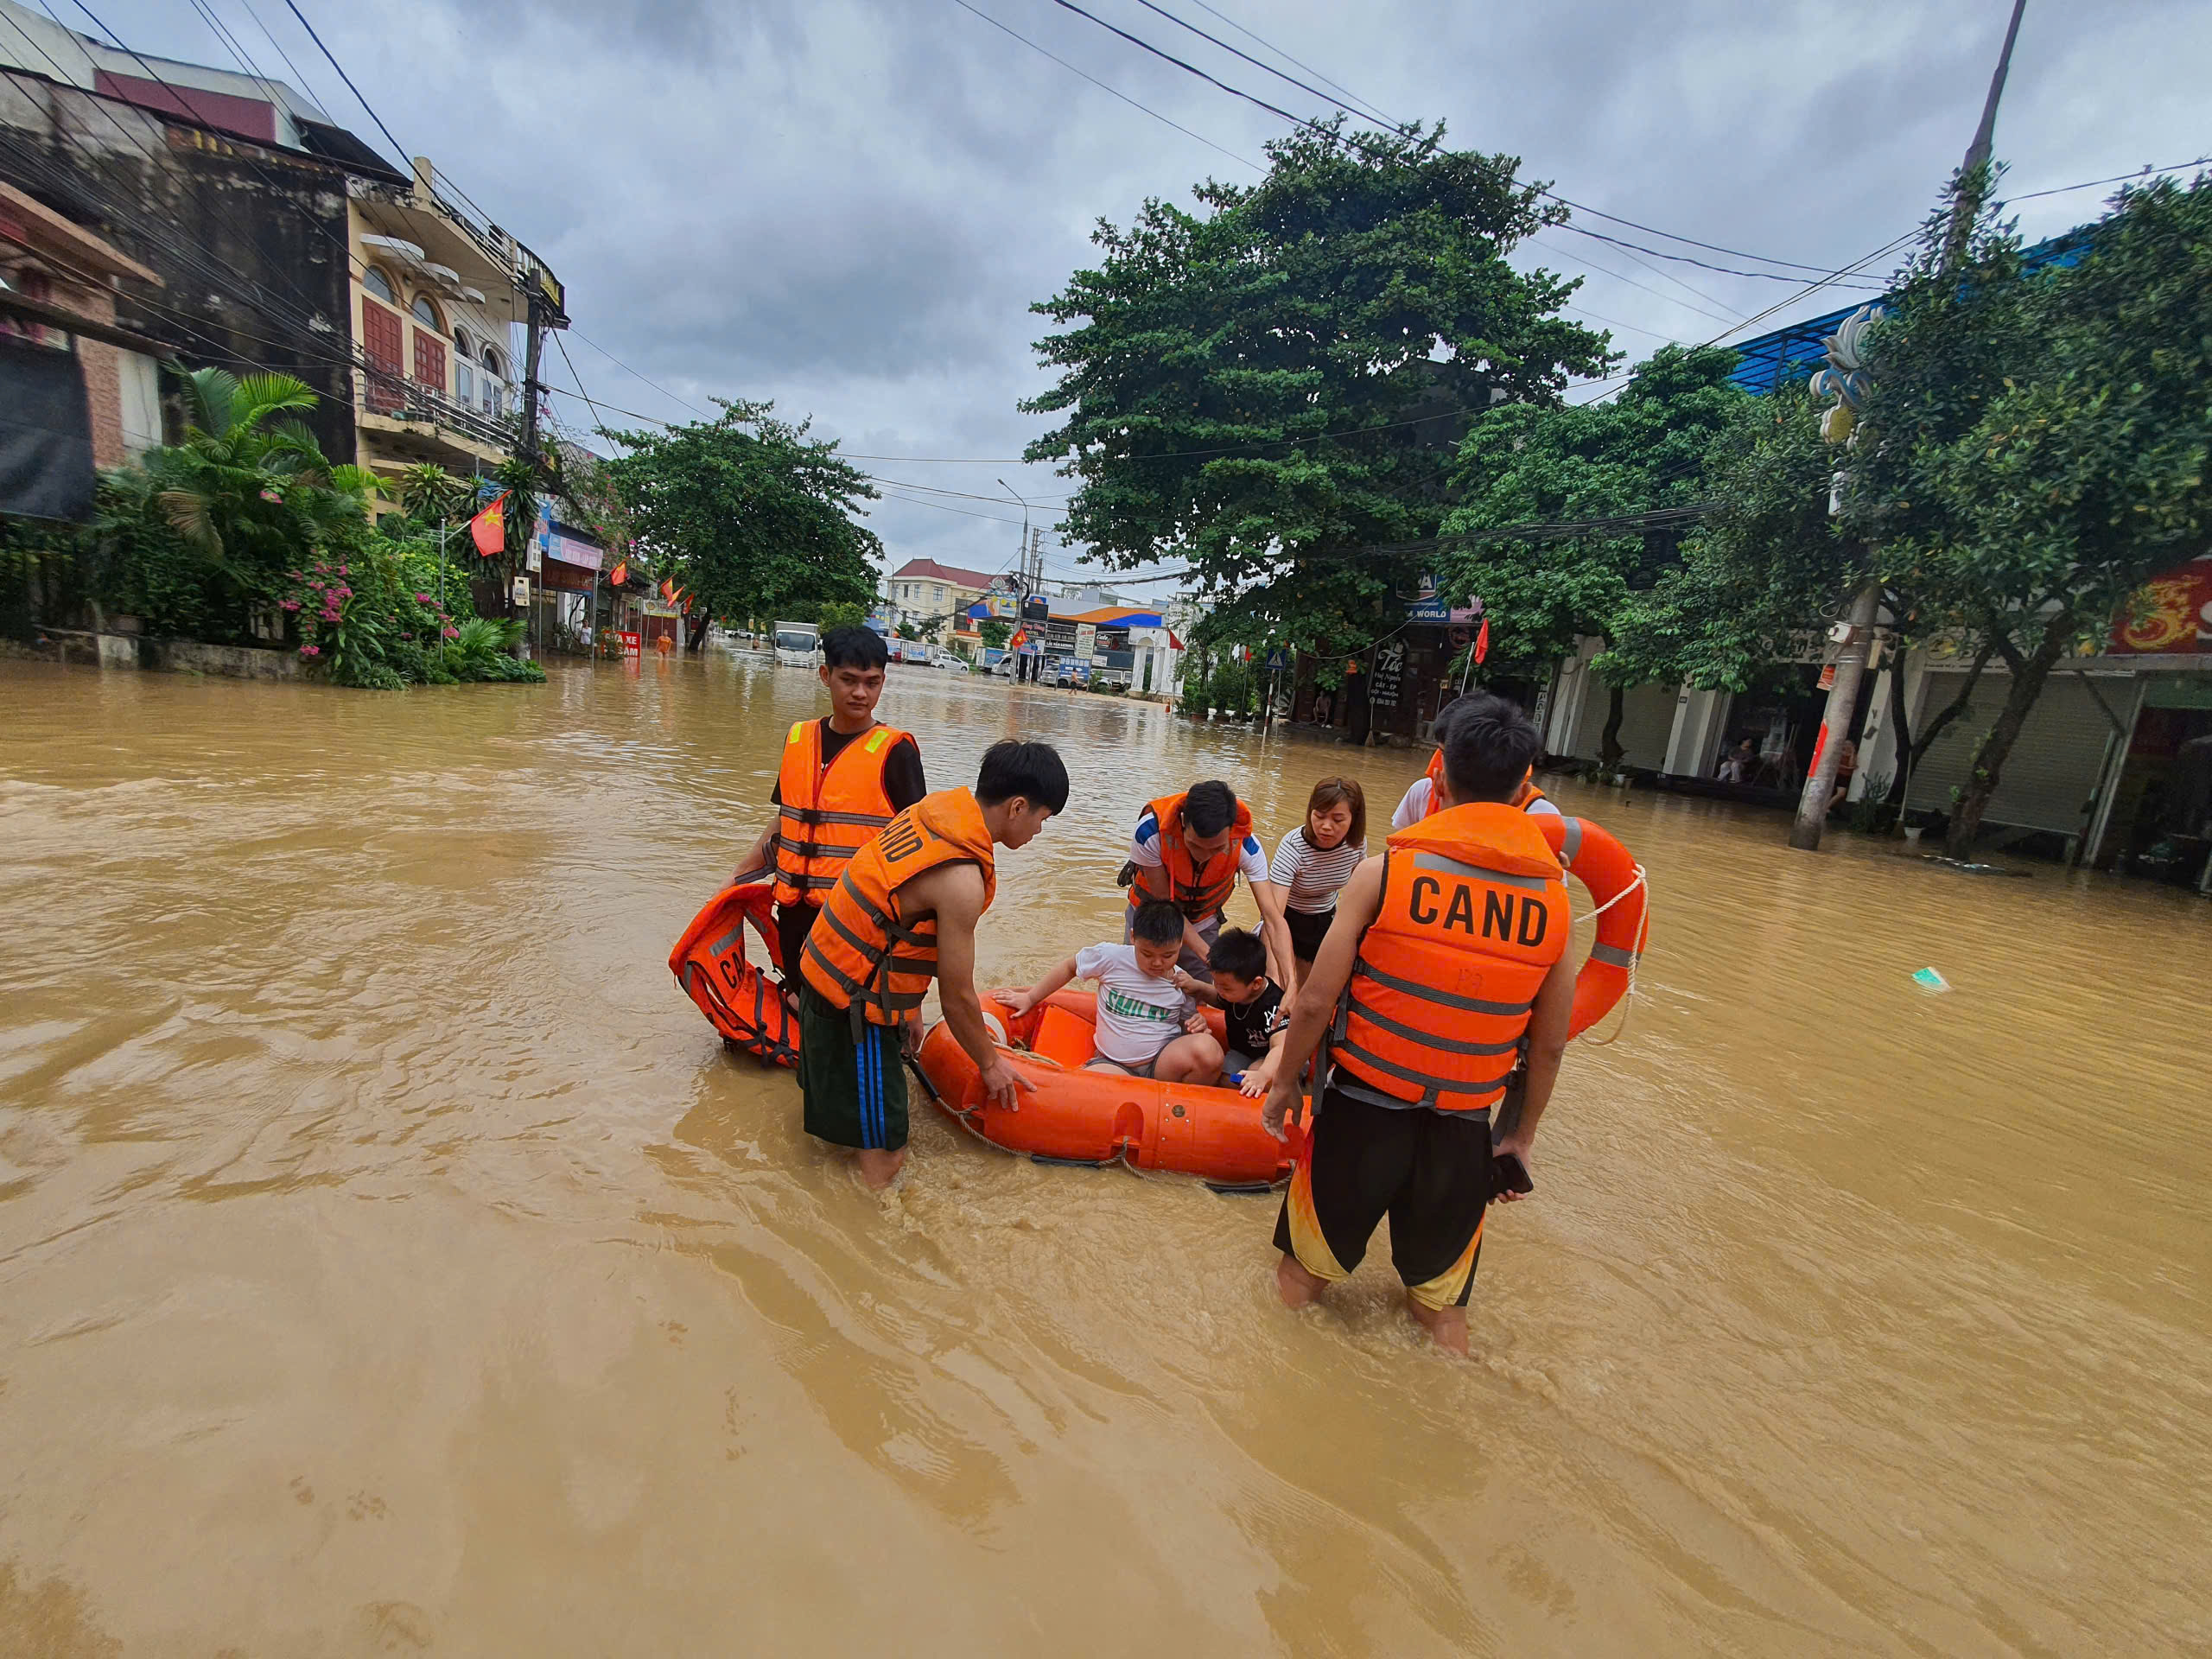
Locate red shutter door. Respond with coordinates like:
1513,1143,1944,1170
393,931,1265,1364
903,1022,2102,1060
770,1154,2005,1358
360,298,404,412
411,330,447,392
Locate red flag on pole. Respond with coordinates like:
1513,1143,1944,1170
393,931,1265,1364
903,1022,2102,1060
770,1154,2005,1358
469,491,508,556
1006,627,1027,652
1473,616,1491,664
609,559,628,587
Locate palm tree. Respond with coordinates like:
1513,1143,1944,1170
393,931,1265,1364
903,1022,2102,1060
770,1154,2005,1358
127,367,362,578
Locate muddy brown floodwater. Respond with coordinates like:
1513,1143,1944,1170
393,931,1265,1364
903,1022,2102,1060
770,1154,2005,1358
1,652,2208,1656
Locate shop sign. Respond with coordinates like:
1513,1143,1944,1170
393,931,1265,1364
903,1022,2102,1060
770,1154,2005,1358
1370,638,1408,709
2110,556,2212,654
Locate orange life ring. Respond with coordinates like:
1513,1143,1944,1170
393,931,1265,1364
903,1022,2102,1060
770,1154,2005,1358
915,990,1302,1187
668,881,799,1066
1535,815,1648,1039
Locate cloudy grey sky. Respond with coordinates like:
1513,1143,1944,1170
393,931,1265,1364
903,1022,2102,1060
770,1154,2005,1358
91,0,2212,583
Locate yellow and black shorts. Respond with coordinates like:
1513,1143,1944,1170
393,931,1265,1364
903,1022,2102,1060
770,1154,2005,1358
1274,1085,1493,1311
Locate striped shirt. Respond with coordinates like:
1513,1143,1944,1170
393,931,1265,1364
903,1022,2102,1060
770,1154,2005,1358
1268,832,1366,913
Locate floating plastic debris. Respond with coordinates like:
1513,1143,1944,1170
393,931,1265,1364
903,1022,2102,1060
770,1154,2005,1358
1911,967,1950,993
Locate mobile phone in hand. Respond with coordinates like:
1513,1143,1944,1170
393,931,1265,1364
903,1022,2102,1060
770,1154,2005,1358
1492,1152,1534,1196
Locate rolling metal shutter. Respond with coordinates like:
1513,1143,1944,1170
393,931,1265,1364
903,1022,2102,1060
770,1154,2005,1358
1904,669,2121,835
1565,680,1677,767
1614,683,1679,769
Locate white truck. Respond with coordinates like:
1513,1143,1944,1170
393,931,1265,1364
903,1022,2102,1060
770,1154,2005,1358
772,620,820,667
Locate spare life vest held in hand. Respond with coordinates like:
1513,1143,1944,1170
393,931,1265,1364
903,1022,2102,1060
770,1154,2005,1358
803,787,998,1027
1330,802,1569,1112
669,881,799,1066
772,720,909,906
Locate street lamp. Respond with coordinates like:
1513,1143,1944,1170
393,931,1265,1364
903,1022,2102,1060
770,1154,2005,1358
995,478,1031,576
998,478,1034,683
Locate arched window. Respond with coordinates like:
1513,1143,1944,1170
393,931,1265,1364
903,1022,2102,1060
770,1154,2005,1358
480,346,504,417
362,266,396,303
451,329,474,406
411,295,442,332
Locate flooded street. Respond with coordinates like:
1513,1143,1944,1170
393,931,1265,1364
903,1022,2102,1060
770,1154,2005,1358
2,652,2208,1656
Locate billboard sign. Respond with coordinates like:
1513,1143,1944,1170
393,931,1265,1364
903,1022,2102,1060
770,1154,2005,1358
2110,556,2212,654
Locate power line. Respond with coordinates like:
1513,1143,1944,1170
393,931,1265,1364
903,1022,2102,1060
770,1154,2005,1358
1548,219,1889,289
1539,195,1857,276
945,0,1261,174
277,0,408,168
1530,233,1741,327
1124,0,1401,133
2000,153,2212,206
571,330,714,418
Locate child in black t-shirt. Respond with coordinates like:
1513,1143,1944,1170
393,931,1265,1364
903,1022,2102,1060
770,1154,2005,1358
1175,927,1285,1098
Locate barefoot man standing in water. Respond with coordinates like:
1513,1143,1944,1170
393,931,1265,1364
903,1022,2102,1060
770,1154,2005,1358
797,740,1067,1188
1262,695,1576,1354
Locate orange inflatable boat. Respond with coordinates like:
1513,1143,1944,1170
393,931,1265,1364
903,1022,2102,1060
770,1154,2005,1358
917,816,1647,1183
669,882,799,1066
913,991,1303,1190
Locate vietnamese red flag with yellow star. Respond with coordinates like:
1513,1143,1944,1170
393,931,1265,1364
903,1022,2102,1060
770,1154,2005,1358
469,492,507,556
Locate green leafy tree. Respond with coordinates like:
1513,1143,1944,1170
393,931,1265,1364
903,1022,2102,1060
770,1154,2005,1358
1443,346,1750,761
818,600,867,632
978,618,1011,650
92,366,372,640
602,400,880,645
1849,172,2212,855
1608,382,1996,805
1025,120,1613,661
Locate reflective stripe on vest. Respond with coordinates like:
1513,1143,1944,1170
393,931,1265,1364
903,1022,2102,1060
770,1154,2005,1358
772,720,905,907
1329,804,1568,1112
799,787,997,1026
1127,790,1252,919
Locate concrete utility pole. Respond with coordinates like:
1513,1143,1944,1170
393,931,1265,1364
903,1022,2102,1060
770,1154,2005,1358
1789,0,2026,852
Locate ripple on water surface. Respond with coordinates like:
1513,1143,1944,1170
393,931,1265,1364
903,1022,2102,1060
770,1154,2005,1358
0,655,2207,1655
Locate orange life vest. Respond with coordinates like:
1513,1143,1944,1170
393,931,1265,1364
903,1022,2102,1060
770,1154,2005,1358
772,719,910,907
801,787,997,1027
1421,749,1546,817
1127,791,1255,919
1329,802,1568,1112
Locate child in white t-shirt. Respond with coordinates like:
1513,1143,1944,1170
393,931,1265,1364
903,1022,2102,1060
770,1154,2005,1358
1000,900,1224,1082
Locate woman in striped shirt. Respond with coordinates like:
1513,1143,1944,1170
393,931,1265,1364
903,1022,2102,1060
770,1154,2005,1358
1268,777,1367,988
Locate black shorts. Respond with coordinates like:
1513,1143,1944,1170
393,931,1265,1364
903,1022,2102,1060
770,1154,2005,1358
1285,906,1334,963
1274,1086,1493,1311
797,984,909,1152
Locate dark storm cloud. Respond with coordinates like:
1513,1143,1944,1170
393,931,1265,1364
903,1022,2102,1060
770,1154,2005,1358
81,0,2212,574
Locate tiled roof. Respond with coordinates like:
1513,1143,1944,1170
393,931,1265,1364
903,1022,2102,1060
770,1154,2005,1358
887,558,1001,588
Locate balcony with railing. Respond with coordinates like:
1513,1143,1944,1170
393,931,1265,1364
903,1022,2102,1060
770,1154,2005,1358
356,361,517,455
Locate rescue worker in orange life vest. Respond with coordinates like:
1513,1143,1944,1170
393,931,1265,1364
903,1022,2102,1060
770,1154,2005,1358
733,626,927,994
1390,694,1560,830
798,741,1068,1190
1122,780,1298,991
1265,693,1575,1357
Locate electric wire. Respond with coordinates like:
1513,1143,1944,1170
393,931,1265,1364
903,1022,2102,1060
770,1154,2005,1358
945,0,1260,173
1122,0,1403,134
277,0,408,168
